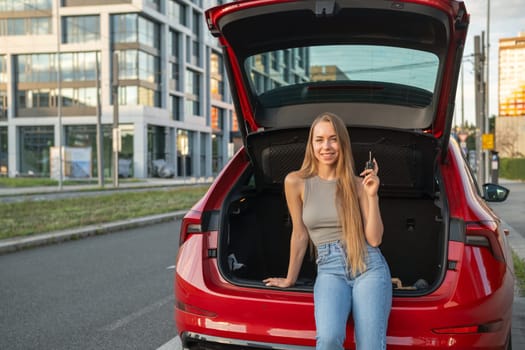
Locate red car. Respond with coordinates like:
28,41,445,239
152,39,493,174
175,0,514,349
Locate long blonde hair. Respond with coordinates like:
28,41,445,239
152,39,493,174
298,112,367,275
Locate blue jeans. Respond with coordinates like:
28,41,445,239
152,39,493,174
314,241,392,350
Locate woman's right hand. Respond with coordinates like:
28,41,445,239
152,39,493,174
263,277,294,288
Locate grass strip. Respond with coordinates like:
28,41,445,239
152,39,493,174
513,250,525,297
0,186,208,239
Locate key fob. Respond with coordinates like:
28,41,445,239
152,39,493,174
365,151,374,170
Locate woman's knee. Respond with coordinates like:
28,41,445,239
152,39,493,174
316,328,345,350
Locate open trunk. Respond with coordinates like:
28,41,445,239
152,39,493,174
218,127,448,295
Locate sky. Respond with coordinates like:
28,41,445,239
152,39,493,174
457,0,525,126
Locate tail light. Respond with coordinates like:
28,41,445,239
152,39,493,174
179,210,220,246
179,210,203,246
465,221,505,262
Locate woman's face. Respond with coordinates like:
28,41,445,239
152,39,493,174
312,120,340,167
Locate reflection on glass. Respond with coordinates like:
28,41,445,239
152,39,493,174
64,16,100,43
19,126,54,176
248,45,438,95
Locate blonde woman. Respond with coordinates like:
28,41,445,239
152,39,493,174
264,112,392,350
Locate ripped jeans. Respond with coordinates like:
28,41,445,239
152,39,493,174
314,241,392,350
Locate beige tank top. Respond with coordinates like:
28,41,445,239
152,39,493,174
302,176,342,246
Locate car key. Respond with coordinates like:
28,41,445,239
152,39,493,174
365,150,374,170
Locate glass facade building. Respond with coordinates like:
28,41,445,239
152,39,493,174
0,0,303,179
0,0,239,178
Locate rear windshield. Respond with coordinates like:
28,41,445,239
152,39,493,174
245,45,439,108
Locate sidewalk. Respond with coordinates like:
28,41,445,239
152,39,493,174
0,176,214,196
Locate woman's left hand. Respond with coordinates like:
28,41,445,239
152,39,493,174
359,158,380,197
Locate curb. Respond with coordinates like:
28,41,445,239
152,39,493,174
0,210,188,255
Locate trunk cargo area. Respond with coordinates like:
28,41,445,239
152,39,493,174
218,127,447,294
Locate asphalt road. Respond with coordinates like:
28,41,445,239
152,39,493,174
0,221,180,350
489,180,525,239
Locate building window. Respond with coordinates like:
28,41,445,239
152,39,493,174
17,52,97,83
119,86,159,107
212,133,222,176
170,62,180,91
145,0,160,11
147,125,167,177
112,14,160,49
177,129,192,177
64,124,133,178
16,87,96,111
16,52,99,115
61,88,97,107
60,52,98,81
19,125,54,176
192,10,200,37
0,0,52,11
167,0,187,27
200,133,207,176
117,50,159,83
0,90,6,120
0,17,51,36
0,55,6,82
63,16,100,43
185,69,200,116
211,106,223,132
169,30,180,58
170,95,181,121
17,53,55,83
210,52,224,100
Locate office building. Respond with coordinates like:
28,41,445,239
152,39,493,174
0,0,311,179
0,0,237,178
498,32,525,117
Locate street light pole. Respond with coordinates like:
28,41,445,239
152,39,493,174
112,52,119,188
96,52,104,188
55,0,63,190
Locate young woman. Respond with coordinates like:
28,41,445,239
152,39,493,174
263,112,392,350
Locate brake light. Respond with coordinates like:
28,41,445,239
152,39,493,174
465,222,505,262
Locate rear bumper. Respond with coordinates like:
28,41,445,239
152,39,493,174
178,331,511,350
175,238,513,349
180,332,315,350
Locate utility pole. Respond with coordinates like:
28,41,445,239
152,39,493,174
112,52,119,188
96,52,104,188
485,0,491,184
474,35,485,186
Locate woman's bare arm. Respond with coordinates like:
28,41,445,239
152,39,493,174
263,172,310,287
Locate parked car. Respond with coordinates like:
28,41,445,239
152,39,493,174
174,1,514,349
